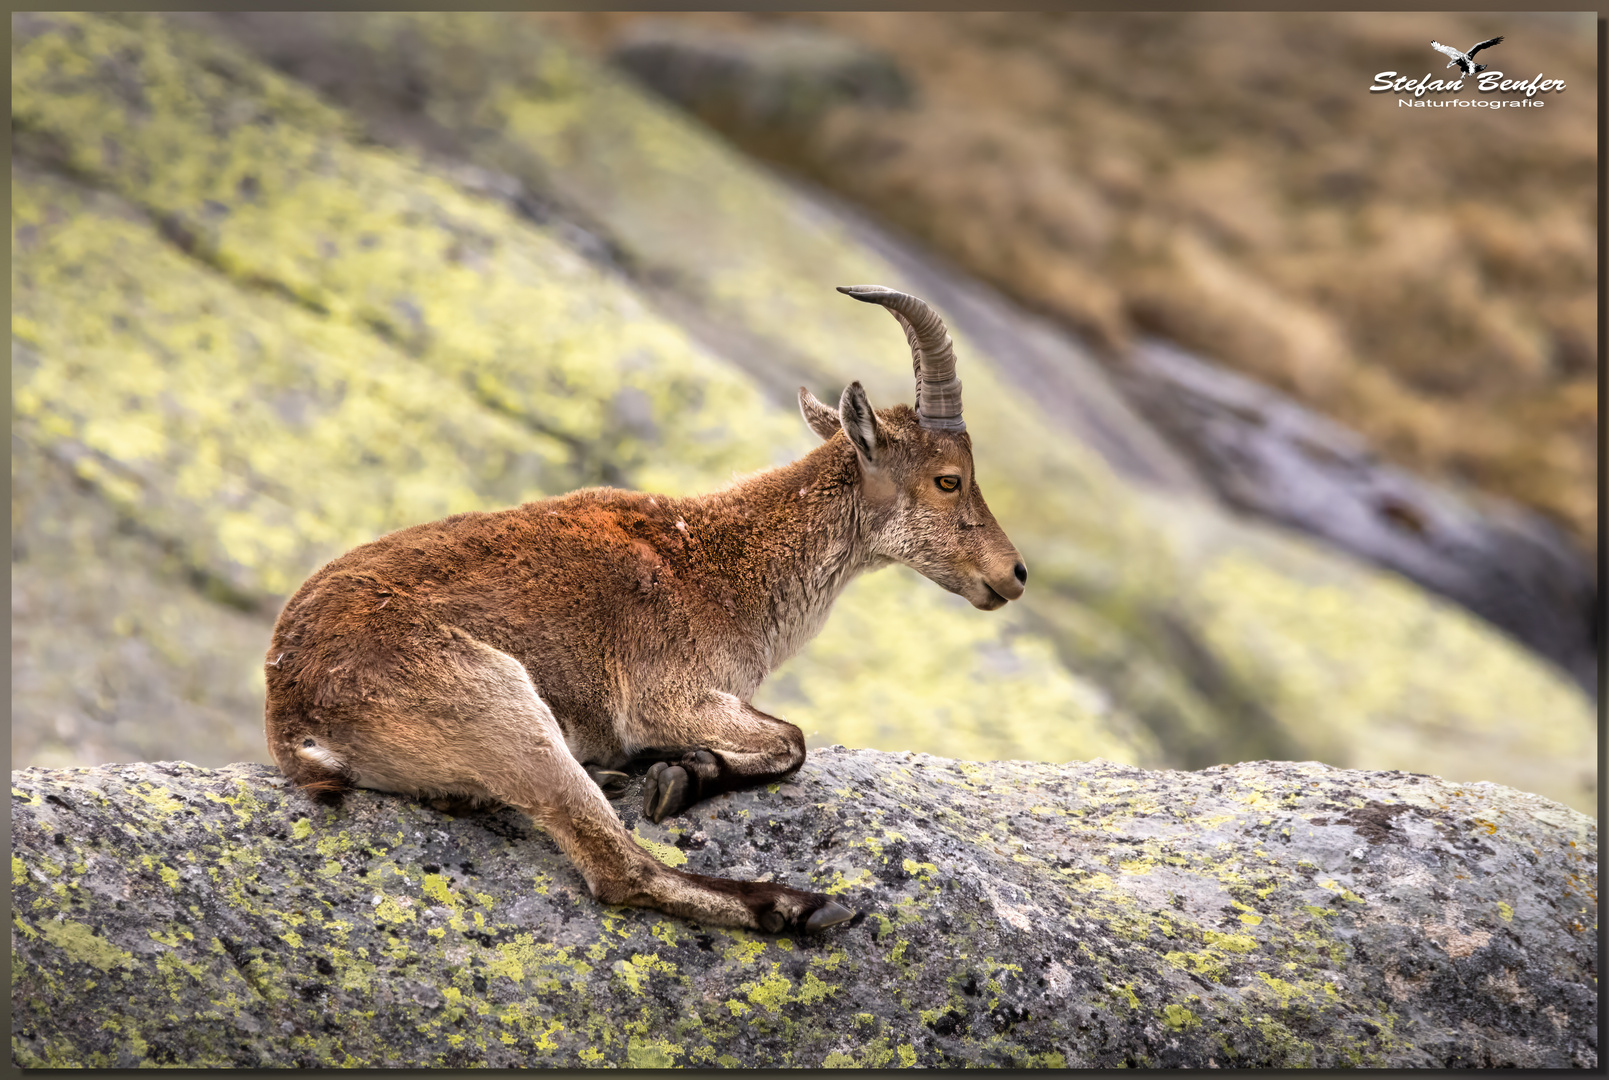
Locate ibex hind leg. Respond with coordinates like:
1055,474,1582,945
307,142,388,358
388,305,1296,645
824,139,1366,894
291,630,844,933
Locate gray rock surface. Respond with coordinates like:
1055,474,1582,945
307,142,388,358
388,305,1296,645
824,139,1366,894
11,750,1597,1068
612,19,913,130
1119,339,1600,695
10,432,277,769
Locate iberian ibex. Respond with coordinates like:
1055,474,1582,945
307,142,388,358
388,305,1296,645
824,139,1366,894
265,286,1027,934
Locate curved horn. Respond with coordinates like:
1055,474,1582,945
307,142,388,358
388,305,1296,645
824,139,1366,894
837,285,965,432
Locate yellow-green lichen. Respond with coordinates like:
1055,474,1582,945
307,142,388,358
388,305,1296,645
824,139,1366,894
615,952,678,995
630,830,688,868
128,784,187,817
625,1036,682,1068
1317,880,1365,904
1162,1003,1200,1031
723,938,767,966
1204,931,1260,954
743,967,796,1015
36,919,140,973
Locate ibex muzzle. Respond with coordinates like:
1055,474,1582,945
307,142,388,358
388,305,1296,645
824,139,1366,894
265,286,1023,935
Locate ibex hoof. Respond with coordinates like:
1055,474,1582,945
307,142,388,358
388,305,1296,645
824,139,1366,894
428,795,483,817
805,901,855,932
643,762,692,823
585,766,631,800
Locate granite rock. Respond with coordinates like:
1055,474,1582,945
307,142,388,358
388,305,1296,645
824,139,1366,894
10,751,1598,1067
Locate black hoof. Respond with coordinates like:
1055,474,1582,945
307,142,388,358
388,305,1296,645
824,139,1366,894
428,795,483,817
806,901,855,932
759,910,785,933
643,762,691,824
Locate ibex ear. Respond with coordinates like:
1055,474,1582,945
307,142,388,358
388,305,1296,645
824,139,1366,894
798,386,841,442
838,381,881,467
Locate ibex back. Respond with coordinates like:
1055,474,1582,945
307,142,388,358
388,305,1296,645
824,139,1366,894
265,286,1026,934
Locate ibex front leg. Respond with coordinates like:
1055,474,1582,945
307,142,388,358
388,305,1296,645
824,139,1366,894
633,691,806,824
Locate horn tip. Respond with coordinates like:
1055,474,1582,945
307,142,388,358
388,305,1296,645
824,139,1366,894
837,284,889,303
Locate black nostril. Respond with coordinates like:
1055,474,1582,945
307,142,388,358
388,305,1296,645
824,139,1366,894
1014,562,1027,585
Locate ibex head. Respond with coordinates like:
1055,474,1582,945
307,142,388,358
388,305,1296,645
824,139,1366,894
799,285,1026,610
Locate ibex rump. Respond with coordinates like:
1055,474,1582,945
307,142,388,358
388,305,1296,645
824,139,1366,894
265,286,1026,933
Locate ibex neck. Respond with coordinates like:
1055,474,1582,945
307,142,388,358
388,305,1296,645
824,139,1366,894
698,437,878,674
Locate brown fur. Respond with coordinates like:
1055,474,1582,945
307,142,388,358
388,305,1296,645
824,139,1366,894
265,387,1024,932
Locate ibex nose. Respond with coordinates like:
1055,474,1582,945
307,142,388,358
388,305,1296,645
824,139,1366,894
980,557,1026,608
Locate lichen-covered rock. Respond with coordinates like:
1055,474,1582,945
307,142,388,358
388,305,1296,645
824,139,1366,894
10,752,1596,1067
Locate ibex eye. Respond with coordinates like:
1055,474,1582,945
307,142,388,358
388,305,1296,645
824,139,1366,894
935,475,961,492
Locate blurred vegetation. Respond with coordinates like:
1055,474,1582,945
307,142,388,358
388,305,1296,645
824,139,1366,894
10,13,1595,814
548,11,1598,556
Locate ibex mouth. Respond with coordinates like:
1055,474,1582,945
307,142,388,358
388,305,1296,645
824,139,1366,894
974,562,1026,609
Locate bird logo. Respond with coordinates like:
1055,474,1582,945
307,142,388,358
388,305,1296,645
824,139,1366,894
1430,36,1504,78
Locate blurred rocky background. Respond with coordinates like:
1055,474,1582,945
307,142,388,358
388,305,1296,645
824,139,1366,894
581,12,1597,552
11,13,1597,814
